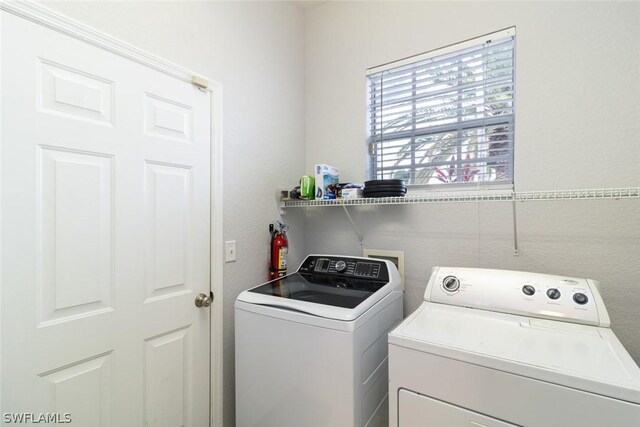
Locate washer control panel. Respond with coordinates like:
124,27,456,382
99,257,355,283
299,255,388,281
426,267,609,326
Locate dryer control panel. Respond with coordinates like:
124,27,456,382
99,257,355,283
425,267,610,327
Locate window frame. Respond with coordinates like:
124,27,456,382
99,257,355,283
366,27,516,190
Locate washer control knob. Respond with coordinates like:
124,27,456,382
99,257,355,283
335,260,347,272
522,285,536,296
546,288,561,300
442,276,460,292
573,293,589,305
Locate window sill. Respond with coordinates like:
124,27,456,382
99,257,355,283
406,182,514,195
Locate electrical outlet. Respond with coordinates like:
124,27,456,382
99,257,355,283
225,240,237,263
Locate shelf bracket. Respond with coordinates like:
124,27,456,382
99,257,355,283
342,206,363,245
512,200,519,256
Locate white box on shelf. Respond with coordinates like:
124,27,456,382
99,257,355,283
341,188,363,199
314,164,339,200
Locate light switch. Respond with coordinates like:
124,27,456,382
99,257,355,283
225,240,237,263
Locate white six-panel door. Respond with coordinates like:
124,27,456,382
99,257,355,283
1,9,211,426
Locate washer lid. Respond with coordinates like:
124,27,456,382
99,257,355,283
389,302,640,404
236,272,392,321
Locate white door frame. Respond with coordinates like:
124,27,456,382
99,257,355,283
0,1,225,425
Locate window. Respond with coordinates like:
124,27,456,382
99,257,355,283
367,28,515,186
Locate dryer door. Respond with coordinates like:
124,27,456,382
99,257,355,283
399,389,517,427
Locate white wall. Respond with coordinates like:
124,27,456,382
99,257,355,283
41,1,306,425
304,1,640,362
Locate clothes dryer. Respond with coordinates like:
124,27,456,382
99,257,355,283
389,267,640,427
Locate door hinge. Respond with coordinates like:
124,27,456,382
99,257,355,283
191,75,209,91
368,143,375,156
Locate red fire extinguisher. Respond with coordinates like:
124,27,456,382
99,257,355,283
269,222,288,281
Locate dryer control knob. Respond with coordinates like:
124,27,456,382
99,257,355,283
442,276,460,292
573,293,589,305
522,285,536,296
546,288,561,300
335,260,347,272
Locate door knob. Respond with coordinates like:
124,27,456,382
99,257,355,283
195,292,213,308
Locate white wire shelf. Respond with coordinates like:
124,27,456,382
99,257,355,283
281,187,640,208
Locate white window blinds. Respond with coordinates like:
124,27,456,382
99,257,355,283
367,28,515,186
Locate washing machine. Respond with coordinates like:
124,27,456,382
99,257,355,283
389,267,640,427
235,254,404,427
